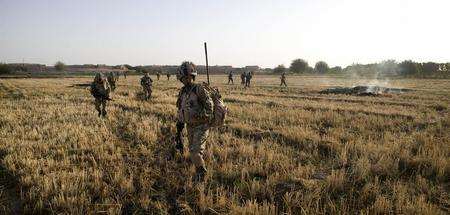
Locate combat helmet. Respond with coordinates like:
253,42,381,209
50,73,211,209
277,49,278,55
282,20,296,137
94,73,105,82
177,61,197,80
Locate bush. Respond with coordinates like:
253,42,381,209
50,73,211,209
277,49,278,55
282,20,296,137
273,65,286,74
0,63,11,74
55,61,65,72
315,61,329,74
289,59,308,73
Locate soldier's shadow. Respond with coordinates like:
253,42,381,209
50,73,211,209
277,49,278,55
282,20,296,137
0,149,24,213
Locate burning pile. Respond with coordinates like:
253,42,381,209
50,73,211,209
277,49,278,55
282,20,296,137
320,85,412,96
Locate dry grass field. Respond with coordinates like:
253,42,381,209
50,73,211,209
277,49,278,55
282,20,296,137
0,75,449,214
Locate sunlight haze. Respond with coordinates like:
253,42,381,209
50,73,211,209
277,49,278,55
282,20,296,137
1,0,449,67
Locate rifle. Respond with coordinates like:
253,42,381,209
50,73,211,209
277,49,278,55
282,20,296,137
204,42,210,85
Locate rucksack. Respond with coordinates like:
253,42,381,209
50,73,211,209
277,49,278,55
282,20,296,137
201,83,228,127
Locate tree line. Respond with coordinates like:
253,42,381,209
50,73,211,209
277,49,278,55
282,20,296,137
273,59,450,78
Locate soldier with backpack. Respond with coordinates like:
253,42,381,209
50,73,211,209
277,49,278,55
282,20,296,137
280,72,287,87
175,61,227,182
107,72,117,91
227,71,234,84
90,73,111,117
156,71,161,80
240,72,246,85
140,72,153,100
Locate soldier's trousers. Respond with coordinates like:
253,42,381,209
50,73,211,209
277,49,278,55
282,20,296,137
143,87,152,99
228,78,233,84
94,98,107,115
245,80,251,87
280,80,287,87
187,123,209,170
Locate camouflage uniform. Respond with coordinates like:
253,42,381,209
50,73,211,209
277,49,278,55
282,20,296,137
280,72,287,87
228,71,234,84
107,72,117,91
156,72,161,80
90,73,111,117
140,73,153,100
166,73,171,80
245,72,252,88
176,61,213,181
240,73,246,85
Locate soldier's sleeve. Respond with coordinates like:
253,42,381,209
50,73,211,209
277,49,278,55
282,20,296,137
176,88,185,123
90,83,97,96
176,88,183,109
196,85,214,120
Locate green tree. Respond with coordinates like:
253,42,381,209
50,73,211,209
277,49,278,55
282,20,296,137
329,66,342,73
314,61,329,74
55,61,65,72
273,64,286,74
422,62,439,74
399,60,420,76
289,59,308,73
0,63,11,75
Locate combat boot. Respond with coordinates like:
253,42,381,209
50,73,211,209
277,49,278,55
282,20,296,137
194,167,207,182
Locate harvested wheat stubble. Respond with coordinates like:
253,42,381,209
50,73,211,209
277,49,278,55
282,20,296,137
0,75,448,214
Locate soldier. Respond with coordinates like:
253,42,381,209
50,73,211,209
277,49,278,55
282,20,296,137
156,71,161,80
280,72,287,87
227,71,234,84
175,61,213,182
107,72,117,91
166,73,171,81
90,73,111,117
140,72,153,100
240,72,246,85
245,71,253,88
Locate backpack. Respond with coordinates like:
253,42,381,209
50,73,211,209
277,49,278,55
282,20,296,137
201,83,228,127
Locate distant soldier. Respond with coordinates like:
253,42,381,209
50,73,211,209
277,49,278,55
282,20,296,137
156,71,161,80
166,73,171,81
245,71,253,88
107,72,117,91
175,61,213,182
228,71,234,84
123,72,127,79
90,73,111,117
140,72,153,100
280,72,287,87
240,72,246,85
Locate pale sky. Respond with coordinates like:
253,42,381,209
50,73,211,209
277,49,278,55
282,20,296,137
0,0,449,68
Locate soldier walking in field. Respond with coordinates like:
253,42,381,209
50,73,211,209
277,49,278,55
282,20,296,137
107,72,117,91
140,72,153,100
245,71,253,88
240,72,246,85
166,73,171,81
227,71,234,84
280,72,287,87
156,71,161,80
175,61,213,182
90,73,111,117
